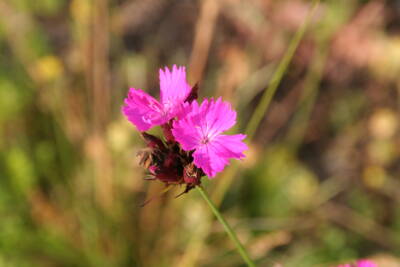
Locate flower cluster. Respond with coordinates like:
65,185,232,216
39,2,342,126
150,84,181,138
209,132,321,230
122,65,247,192
337,259,377,267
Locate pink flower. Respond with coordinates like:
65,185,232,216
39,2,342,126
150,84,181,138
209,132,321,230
337,259,377,267
355,260,377,267
172,98,248,177
122,65,191,131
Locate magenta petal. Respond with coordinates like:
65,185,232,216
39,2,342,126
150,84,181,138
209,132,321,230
213,134,248,159
198,98,237,137
176,102,193,120
336,260,377,267
172,103,202,151
122,88,165,131
356,260,377,267
159,65,191,117
193,144,229,178
193,134,247,178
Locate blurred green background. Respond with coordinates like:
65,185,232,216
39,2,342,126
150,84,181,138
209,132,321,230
1,0,400,266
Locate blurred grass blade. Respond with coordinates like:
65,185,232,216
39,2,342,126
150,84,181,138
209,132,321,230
213,0,321,206
285,38,328,151
196,186,256,267
245,0,320,142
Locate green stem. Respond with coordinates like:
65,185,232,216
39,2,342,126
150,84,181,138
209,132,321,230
196,186,256,267
244,0,320,141
212,0,320,210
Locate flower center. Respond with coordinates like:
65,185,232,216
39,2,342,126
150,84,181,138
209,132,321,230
201,137,210,144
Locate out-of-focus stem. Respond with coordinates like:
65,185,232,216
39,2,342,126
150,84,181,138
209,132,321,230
213,0,321,207
244,0,320,141
196,186,256,267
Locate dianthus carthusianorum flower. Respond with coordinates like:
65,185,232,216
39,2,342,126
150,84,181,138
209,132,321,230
123,65,247,194
172,98,248,177
122,65,190,131
337,259,377,267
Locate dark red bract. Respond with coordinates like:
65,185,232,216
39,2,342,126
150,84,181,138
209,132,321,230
136,83,204,195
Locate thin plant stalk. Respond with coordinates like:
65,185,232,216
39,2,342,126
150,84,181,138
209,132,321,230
245,0,320,141
196,186,256,267
285,36,328,151
212,0,320,206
